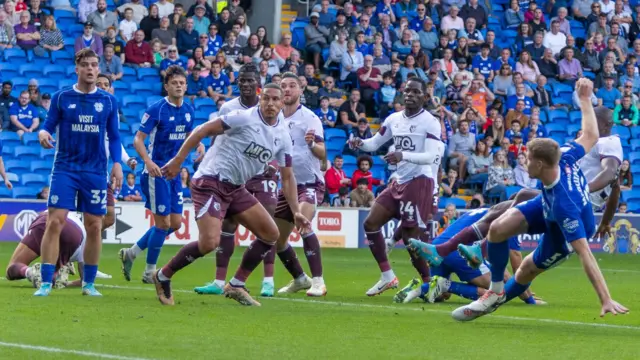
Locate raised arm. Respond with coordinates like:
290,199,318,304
588,157,620,193
351,121,393,152
574,78,600,153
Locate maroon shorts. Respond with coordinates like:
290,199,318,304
191,176,259,221
245,176,278,211
376,176,435,229
274,182,325,223
20,213,83,269
106,183,115,207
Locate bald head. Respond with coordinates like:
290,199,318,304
595,106,613,136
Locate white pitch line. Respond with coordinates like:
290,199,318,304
0,341,156,360
96,284,640,332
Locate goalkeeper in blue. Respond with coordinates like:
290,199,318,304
35,49,124,297
450,78,628,321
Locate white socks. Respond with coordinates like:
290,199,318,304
490,281,504,294
129,244,143,259
381,270,396,282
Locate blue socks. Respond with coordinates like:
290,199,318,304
41,263,56,284
420,282,430,297
83,264,98,285
505,277,531,302
448,281,479,300
146,227,169,266
488,240,510,283
136,227,175,252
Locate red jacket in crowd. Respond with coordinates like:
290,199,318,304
125,40,153,65
351,169,381,191
325,166,350,195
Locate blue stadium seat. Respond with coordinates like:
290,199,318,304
123,135,135,149
630,139,640,151
37,79,60,94
0,63,19,79
632,126,640,139
137,68,160,81
112,81,131,94
63,37,75,54
121,107,140,121
195,111,209,122
18,63,43,78
12,186,39,199
65,64,77,76
629,151,640,165
40,148,55,161
14,146,40,160
545,123,567,137
30,161,52,176
119,122,131,132
52,50,74,64
130,123,141,134
566,124,581,137
65,23,84,37
325,128,348,141
130,82,157,97
326,139,344,151
505,185,523,199
572,28,586,39
612,125,631,141
551,82,573,95
146,95,163,107
0,132,22,147
342,164,357,175
11,77,30,92
342,155,357,165
292,27,306,49
0,172,18,182
4,48,31,63
439,197,467,209
43,64,66,78
122,95,146,111
372,156,386,166
0,187,12,198
623,190,640,202
58,79,76,89
122,67,138,83
54,9,75,20
568,110,581,123
5,160,30,174
193,98,216,113
21,173,46,186
1,145,13,157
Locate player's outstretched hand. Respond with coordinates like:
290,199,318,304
111,162,123,192
146,160,163,178
264,164,277,177
347,137,363,150
383,151,403,165
127,158,138,171
38,130,55,149
161,158,181,180
4,179,12,190
576,78,594,100
595,223,612,241
293,212,312,233
304,129,316,146
195,143,206,163
601,299,629,317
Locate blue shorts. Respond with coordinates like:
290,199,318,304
515,194,574,269
141,173,183,216
509,236,521,251
431,252,490,282
48,171,108,216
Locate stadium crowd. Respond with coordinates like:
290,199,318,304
0,0,637,219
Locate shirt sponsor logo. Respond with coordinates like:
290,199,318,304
317,211,342,231
243,142,273,163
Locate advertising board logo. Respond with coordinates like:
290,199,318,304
14,210,38,238
317,211,341,231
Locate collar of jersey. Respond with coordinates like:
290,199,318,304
403,108,425,119
258,106,279,127
73,84,98,94
284,104,302,120
164,96,183,107
544,168,561,190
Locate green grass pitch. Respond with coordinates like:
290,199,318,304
0,242,639,360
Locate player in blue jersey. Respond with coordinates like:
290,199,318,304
0,138,13,190
450,79,628,321
35,49,124,297
118,65,204,284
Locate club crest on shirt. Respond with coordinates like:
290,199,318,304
410,125,416,133
185,113,191,122
274,137,280,146
288,122,294,129
94,102,103,113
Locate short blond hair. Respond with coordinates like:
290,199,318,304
527,138,561,167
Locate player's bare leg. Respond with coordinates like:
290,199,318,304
103,206,115,231
225,204,281,306
80,213,104,296
297,201,326,296
403,225,431,284
363,203,399,296
275,218,311,294
34,208,68,296
154,213,222,305
6,243,39,286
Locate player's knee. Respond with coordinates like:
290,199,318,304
169,219,182,232
514,263,537,284
487,219,507,243
154,216,171,230
363,217,378,232
46,215,66,233
259,226,280,245
84,218,102,237
221,219,238,234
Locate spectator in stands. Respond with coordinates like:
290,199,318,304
140,4,160,42
155,0,175,18
418,17,438,56
613,94,639,126
467,140,492,182
505,0,524,29
350,177,375,208
485,149,515,202
506,81,533,115
305,12,330,71
595,61,618,91
33,14,62,58
351,155,382,191
572,0,592,25
274,32,294,60
117,0,147,25
358,55,382,114
192,5,210,35
325,154,350,201
318,76,345,107
505,119,522,140
377,71,397,119
169,4,186,31
618,202,627,213
472,44,494,81
151,39,164,66
27,79,40,106
221,31,242,70
524,31,545,61
508,132,526,158
299,75,319,109
215,52,235,83
515,50,539,83
98,44,123,82
187,46,211,76
597,75,622,109
522,109,547,140
77,0,96,24
14,11,38,51
37,92,49,122
441,168,462,198
350,118,373,142
86,0,118,37
0,12,15,51
338,88,365,131
552,7,571,35
514,24,532,55
317,0,335,27
326,28,347,69
435,48,457,82
514,152,538,188
236,14,250,39
581,38,600,73
0,81,16,111
75,22,103,56
9,90,39,137
351,14,376,43
557,48,582,85
118,8,137,43
620,62,640,93
119,173,143,202
602,36,626,67
588,12,609,38
3,2,17,27
185,65,212,100
180,167,191,201
506,99,529,128
332,186,351,207
102,27,124,63
124,29,153,68
445,73,464,105
205,24,223,56
438,203,458,233
197,32,215,60
28,0,50,29
572,85,598,109
257,60,271,86
448,118,475,180
542,20,566,56
187,0,215,22
315,96,337,127
619,159,632,191
36,185,48,199
459,100,485,131
340,39,363,84
441,6,464,33
485,115,504,146
242,33,263,65
459,17,483,54
152,17,176,51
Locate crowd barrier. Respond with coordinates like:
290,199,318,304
0,200,638,254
